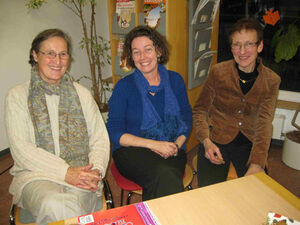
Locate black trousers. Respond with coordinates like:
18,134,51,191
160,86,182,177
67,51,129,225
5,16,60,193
113,146,187,201
197,140,252,188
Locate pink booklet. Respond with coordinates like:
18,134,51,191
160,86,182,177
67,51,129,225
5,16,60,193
77,202,161,225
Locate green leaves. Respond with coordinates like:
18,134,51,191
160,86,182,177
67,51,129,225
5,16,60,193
79,36,111,66
272,24,300,63
26,0,47,9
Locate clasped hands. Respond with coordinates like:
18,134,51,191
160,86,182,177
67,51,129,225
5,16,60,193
65,164,101,192
151,141,179,159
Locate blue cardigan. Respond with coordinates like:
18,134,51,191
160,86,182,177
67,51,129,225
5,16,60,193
107,70,193,152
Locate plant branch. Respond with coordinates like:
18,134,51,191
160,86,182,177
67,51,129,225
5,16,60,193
59,0,80,17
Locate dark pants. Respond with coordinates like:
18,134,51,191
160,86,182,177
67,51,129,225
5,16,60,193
113,146,187,201
197,140,252,188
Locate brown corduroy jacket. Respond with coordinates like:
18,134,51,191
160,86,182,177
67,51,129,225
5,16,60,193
193,59,281,168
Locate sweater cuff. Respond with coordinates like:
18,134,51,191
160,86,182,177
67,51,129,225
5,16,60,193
60,164,70,182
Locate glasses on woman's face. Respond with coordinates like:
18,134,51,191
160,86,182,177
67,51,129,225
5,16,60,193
39,50,69,60
231,41,258,51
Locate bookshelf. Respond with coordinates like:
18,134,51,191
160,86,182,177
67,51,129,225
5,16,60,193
107,0,220,151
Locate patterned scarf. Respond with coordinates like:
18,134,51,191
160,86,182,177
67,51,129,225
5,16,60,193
28,68,89,167
134,64,188,142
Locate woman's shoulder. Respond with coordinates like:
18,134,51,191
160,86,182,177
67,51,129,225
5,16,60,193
212,59,234,70
167,70,184,83
114,73,137,90
6,80,30,100
261,63,281,83
73,81,91,95
167,70,182,78
72,82,96,106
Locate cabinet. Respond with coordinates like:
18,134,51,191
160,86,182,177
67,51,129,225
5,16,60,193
107,0,219,151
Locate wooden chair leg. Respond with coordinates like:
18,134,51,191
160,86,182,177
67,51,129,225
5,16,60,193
120,189,124,206
102,179,114,209
192,155,198,175
187,184,193,190
9,204,16,225
127,192,133,205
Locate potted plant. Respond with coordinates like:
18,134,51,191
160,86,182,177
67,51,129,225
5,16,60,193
26,0,112,112
271,23,300,63
270,22,300,170
282,108,300,170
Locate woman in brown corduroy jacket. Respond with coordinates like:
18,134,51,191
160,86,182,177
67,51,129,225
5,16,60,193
193,18,281,187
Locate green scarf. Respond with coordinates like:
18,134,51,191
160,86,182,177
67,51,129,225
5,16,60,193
28,68,89,167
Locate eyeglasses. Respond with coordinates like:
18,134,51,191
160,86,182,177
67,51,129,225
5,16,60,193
39,50,69,60
231,41,258,51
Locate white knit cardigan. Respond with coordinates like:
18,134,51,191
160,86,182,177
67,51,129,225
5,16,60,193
5,80,110,205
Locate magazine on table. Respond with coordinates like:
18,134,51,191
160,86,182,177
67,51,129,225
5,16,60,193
76,202,161,225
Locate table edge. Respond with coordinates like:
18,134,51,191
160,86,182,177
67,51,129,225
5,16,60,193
255,172,300,211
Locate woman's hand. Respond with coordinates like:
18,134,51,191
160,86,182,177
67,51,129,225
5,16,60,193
244,163,264,176
65,164,102,192
203,138,224,165
150,141,178,159
119,134,181,158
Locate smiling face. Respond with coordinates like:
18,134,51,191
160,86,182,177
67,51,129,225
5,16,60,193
231,29,263,73
33,36,69,84
131,36,160,77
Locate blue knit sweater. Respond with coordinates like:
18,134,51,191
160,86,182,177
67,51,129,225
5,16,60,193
107,70,193,152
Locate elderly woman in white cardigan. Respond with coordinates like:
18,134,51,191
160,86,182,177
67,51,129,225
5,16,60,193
4,29,110,225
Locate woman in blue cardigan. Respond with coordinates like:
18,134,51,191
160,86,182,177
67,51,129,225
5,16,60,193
107,26,192,201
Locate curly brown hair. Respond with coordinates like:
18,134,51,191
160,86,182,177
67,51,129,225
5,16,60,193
123,25,170,68
29,28,72,67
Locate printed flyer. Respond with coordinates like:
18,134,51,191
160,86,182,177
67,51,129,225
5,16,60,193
116,0,135,29
77,202,161,225
144,0,166,29
117,37,131,72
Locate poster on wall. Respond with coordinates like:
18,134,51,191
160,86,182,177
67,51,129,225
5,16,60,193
116,0,135,29
117,36,131,72
144,0,166,30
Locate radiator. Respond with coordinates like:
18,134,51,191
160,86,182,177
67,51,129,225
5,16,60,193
272,114,286,140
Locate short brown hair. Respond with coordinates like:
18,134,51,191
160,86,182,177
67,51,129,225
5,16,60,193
29,28,72,67
123,25,170,68
229,18,263,44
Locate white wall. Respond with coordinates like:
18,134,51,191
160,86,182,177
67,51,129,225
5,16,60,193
0,0,111,151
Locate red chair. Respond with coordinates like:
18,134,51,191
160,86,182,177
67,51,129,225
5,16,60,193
110,161,193,206
110,162,142,206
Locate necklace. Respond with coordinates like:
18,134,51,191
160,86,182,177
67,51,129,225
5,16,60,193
239,77,256,84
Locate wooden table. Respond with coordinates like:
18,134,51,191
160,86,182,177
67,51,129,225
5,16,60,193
51,172,300,225
146,172,300,224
